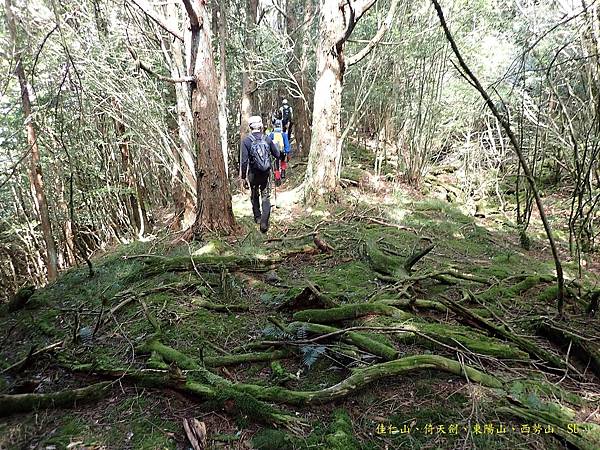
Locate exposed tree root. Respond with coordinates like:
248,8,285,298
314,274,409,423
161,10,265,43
478,275,555,302
191,298,249,312
287,321,399,360
386,321,529,359
440,295,569,372
0,381,111,416
536,320,600,377
138,339,291,368
234,354,503,405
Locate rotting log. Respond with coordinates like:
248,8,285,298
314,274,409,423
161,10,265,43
536,321,600,377
0,381,111,416
440,296,568,372
288,322,398,360
293,303,410,323
477,274,554,302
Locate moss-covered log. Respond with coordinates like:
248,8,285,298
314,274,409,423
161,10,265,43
0,381,111,416
536,321,600,377
440,296,567,372
288,322,398,360
292,303,409,323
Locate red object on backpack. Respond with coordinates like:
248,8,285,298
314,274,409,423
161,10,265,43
281,161,288,170
274,170,281,181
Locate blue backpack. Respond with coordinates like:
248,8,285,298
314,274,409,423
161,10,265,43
248,134,271,172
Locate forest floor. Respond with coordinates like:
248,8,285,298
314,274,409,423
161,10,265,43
1,143,600,450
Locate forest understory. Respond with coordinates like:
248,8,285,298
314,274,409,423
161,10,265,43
1,145,599,450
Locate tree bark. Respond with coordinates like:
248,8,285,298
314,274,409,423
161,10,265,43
303,0,391,204
5,0,59,281
303,0,346,203
164,2,197,228
184,0,236,234
216,0,229,177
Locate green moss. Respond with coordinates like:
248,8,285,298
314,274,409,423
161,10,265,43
325,409,360,450
252,428,298,449
41,416,93,448
478,275,554,302
303,261,377,301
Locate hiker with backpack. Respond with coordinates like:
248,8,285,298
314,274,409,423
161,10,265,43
240,115,280,233
279,99,293,139
269,119,291,184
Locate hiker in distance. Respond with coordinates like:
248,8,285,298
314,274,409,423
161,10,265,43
240,115,281,233
269,119,291,184
279,99,293,139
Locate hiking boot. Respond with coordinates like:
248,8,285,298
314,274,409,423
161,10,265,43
254,216,261,224
260,215,269,233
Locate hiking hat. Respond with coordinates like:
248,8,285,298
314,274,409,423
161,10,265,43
248,115,263,130
282,99,288,105
275,119,283,128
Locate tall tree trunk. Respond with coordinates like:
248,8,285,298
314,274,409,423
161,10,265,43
239,0,258,156
303,0,347,203
303,0,390,204
216,0,229,177
5,0,58,281
183,0,236,233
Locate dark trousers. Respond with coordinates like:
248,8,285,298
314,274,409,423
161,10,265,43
283,120,293,139
248,170,271,225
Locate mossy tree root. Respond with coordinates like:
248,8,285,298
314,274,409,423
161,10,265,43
138,339,290,369
68,354,501,407
235,354,502,405
191,298,249,312
0,381,111,416
288,321,399,360
292,303,409,323
440,296,568,372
